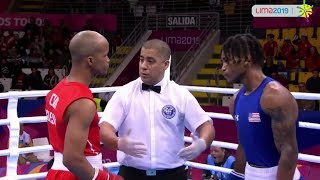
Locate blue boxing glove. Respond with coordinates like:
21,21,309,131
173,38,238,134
227,170,244,180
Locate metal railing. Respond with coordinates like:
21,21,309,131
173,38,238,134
90,17,148,87
171,12,220,82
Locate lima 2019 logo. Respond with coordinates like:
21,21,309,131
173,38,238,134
297,0,313,18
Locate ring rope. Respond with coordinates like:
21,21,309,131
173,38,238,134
0,86,320,179
1,112,319,130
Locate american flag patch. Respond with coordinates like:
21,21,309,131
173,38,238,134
248,112,261,122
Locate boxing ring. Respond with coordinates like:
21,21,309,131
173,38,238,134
0,86,320,180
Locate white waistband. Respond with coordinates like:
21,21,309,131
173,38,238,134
51,152,103,171
245,162,301,180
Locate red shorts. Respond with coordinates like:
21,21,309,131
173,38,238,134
46,169,124,180
46,169,77,180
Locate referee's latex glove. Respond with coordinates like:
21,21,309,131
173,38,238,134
177,133,207,160
117,129,147,158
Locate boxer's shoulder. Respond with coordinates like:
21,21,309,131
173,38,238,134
261,81,293,111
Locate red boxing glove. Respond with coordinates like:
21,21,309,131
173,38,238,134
94,168,124,180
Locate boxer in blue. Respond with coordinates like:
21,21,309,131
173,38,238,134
221,34,301,180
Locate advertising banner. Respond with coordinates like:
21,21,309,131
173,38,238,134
0,14,117,32
166,15,199,27
253,7,320,28
150,30,203,51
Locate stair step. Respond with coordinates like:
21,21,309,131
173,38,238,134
191,79,210,86
208,58,221,64
199,68,215,75
212,54,220,58
204,64,221,68
213,45,222,54
197,74,224,80
116,46,131,55
111,58,122,64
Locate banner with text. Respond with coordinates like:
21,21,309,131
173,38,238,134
253,7,320,28
150,30,202,51
166,15,199,27
0,14,117,32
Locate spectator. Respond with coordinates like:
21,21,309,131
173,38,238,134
41,19,53,40
11,34,27,57
43,68,59,90
306,69,320,110
6,46,23,66
263,34,278,58
5,31,15,48
0,82,4,92
0,58,12,78
27,67,44,90
271,71,289,89
297,82,316,111
26,40,43,68
18,124,40,165
306,69,320,93
203,146,235,180
0,35,8,58
20,29,33,49
305,46,320,72
11,66,28,90
262,56,278,77
297,35,312,60
24,16,40,38
279,38,295,61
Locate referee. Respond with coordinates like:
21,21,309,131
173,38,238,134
99,39,215,180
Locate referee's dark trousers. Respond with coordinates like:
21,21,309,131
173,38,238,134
118,165,188,180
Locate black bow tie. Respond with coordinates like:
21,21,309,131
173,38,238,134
142,83,161,93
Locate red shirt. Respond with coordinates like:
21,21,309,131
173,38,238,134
280,43,294,60
305,54,320,71
264,41,278,57
45,79,101,156
298,41,312,59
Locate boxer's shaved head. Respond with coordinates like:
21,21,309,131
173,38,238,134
69,30,109,63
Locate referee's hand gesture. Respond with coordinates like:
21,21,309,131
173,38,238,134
118,129,147,158
177,133,206,160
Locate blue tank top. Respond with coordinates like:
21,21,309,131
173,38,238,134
207,155,235,180
234,77,280,167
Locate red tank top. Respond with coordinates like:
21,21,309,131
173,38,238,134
45,79,101,156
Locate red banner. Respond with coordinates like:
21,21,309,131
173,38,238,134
149,30,203,51
253,7,320,28
0,14,117,32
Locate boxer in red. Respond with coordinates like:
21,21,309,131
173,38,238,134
45,30,123,180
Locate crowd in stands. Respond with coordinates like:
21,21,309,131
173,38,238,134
0,18,320,109
0,16,74,91
262,33,320,110
0,16,122,92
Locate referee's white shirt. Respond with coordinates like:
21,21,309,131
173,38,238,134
99,77,211,170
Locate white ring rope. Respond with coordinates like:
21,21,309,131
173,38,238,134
0,86,319,179
1,86,320,100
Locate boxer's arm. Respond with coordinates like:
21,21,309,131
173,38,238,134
261,82,299,180
63,98,96,179
229,92,246,174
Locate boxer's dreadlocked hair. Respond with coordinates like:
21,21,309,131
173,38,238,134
222,34,265,67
